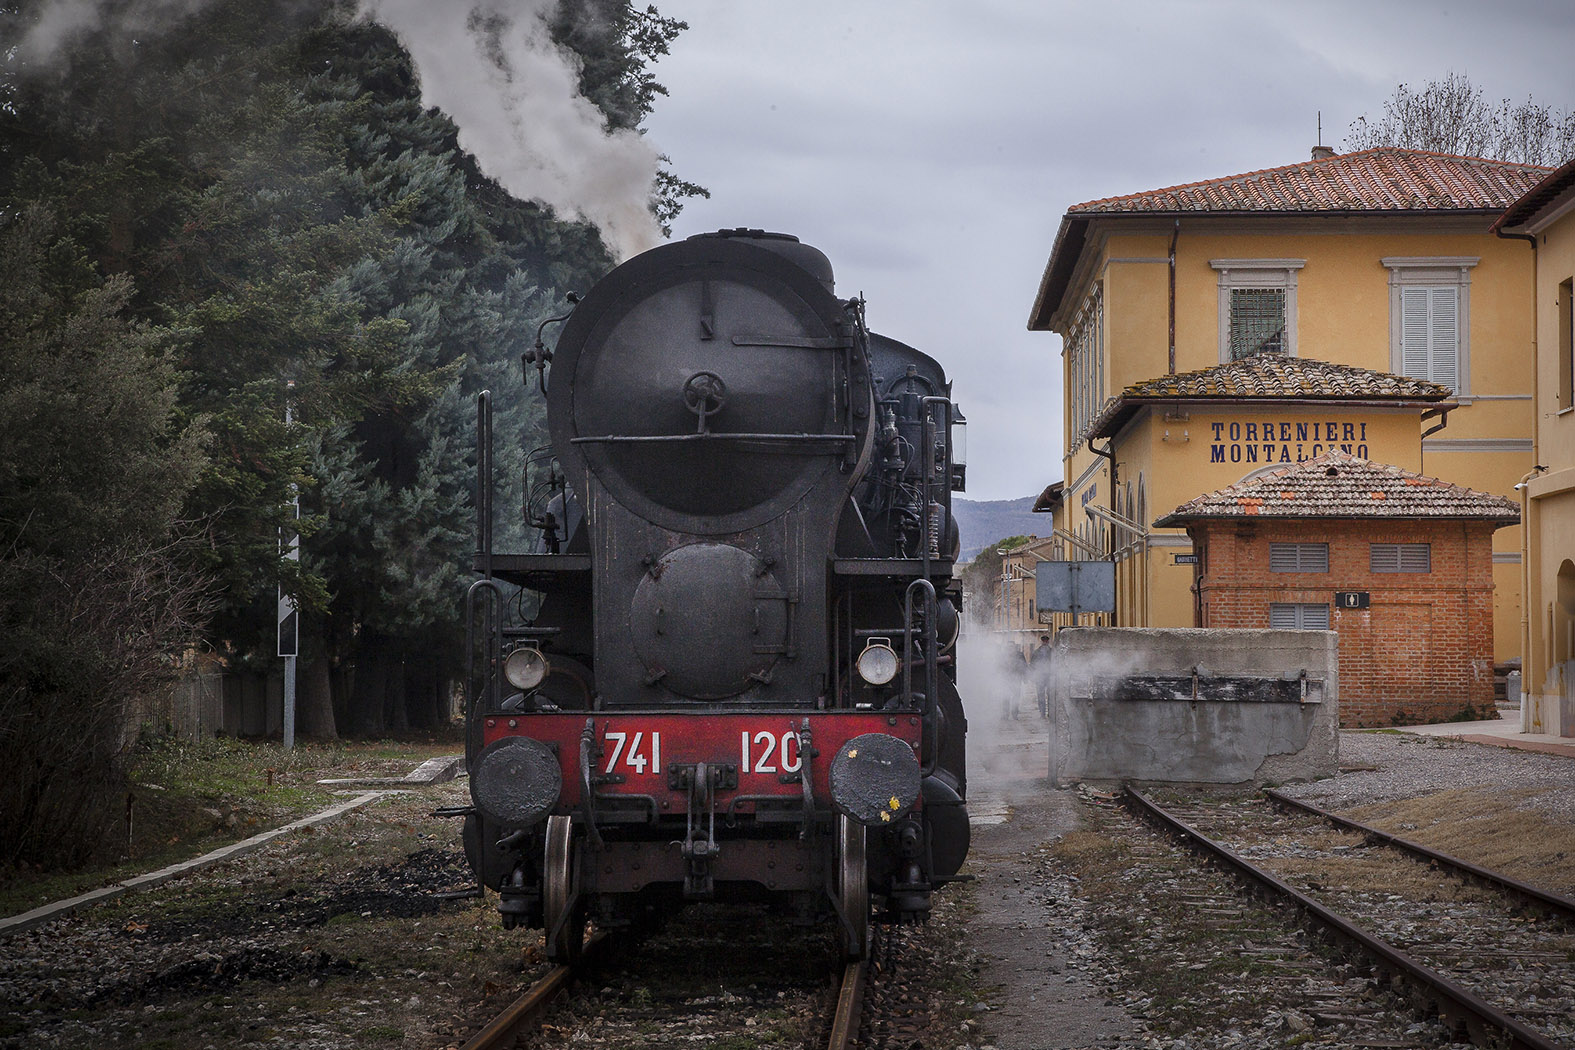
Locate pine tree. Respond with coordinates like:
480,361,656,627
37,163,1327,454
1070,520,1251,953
0,207,207,867
0,0,703,748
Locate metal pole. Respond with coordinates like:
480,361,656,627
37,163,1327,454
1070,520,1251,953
283,655,295,750
281,380,297,751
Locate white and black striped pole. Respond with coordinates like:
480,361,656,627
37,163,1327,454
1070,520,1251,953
279,380,299,750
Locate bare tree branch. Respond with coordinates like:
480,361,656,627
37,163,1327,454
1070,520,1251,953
1345,72,1574,166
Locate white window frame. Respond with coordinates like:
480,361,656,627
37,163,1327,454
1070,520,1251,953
1383,257,1477,398
1210,259,1305,363
1269,602,1330,629
1066,284,1105,441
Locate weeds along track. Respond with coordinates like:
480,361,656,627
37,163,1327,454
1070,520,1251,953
1127,789,1575,1049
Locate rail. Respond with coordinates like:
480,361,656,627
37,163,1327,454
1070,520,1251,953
1123,788,1568,1050
826,959,866,1050
1263,788,1575,920
456,931,610,1050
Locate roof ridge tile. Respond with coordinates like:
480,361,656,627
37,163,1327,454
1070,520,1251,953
1066,147,1551,215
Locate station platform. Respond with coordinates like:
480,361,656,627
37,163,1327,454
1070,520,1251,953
1393,708,1575,759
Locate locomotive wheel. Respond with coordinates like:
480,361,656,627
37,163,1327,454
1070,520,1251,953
543,815,585,964
835,814,869,960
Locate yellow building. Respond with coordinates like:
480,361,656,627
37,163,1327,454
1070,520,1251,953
1028,148,1550,662
1496,157,1575,736
993,536,1047,639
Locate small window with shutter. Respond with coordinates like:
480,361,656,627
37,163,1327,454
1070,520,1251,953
1269,603,1331,629
1400,286,1459,391
1269,542,1328,572
1560,278,1572,409
1371,542,1431,573
1385,258,1475,396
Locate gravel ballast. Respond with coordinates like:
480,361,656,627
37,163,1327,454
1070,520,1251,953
965,725,1575,1050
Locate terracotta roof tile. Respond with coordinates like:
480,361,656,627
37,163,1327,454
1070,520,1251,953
1030,148,1554,331
1152,449,1519,526
1069,148,1550,215
1087,355,1451,439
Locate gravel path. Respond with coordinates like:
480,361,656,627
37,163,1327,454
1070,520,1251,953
1280,730,1575,824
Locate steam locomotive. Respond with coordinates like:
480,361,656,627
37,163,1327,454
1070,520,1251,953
461,229,969,961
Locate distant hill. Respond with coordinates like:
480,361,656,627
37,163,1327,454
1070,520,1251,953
953,495,1048,562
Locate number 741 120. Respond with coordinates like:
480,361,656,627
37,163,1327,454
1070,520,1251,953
600,729,805,776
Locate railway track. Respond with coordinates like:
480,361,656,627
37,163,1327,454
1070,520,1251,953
829,959,866,1050
447,904,936,1050
1125,788,1575,1050
455,932,612,1050
1061,790,1455,1046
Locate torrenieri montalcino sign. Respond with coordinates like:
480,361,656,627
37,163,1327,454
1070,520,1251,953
1208,420,1370,465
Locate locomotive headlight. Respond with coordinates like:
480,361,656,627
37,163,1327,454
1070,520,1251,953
504,645,549,691
855,639,899,686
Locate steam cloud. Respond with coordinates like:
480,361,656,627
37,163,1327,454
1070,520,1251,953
357,0,665,261
956,627,1151,798
17,0,666,262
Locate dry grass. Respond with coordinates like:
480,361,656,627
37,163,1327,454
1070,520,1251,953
0,733,461,917
1266,853,1497,902
1049,829,1131,878
1343,787,1575,897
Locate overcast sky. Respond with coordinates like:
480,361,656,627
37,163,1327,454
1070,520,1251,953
640,0,1575,502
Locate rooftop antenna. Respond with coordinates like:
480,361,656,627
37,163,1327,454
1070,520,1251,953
1317,110,1323,146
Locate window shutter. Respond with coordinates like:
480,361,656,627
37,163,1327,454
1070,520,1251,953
1269,603,1330,629
1431,288,1458,391
1371,542,1431,572
1401,287,1431,378
1399,286,1459,391
1270,542,1328,572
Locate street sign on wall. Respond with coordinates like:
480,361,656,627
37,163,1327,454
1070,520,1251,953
1036,560,1116,617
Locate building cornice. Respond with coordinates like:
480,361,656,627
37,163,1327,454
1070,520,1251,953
1033,211,1512,334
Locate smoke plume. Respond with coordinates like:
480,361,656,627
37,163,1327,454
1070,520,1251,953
16,0,666,262
356,0,664,261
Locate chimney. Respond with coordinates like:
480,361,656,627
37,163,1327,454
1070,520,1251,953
1311,145,1337,161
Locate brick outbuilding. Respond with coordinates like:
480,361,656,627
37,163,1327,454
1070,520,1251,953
1155,450,1520,727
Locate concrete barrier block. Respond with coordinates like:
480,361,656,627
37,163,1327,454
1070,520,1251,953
1049,628,1339,786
